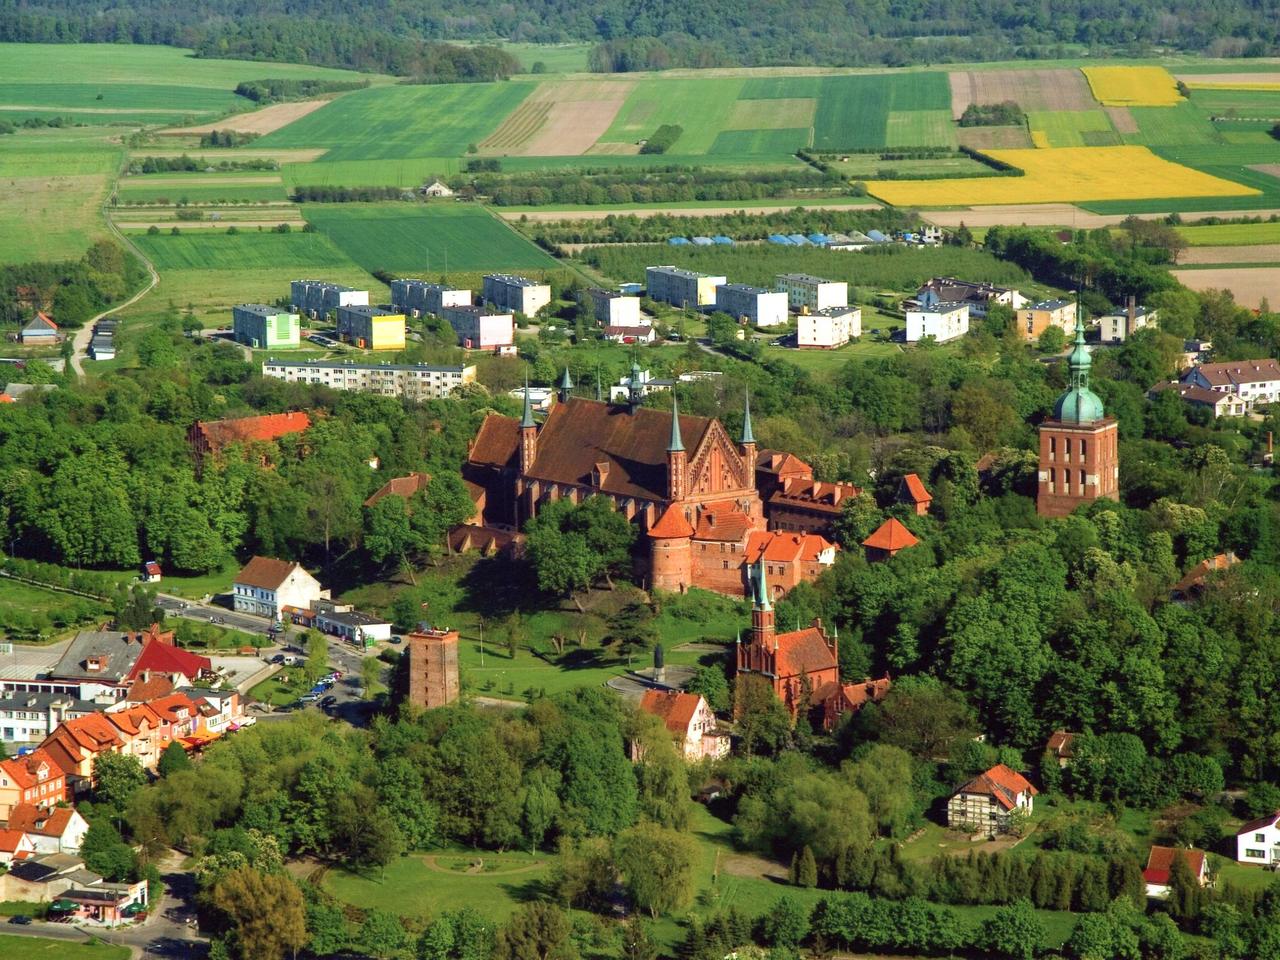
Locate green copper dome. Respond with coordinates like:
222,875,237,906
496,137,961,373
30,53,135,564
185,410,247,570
1052,304,1105,424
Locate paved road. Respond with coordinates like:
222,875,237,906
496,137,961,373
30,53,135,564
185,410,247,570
154,594,277,637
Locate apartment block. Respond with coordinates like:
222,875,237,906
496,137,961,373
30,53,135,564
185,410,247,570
442,305,516,353
645,265,726,308
905,301,970,343
261,358,477,399
232,304,300,349
335,304,406,351
589,288,644,327
715,283,789,327
289,280,368,318
1019,299,1077,341
482,274,551,317
776,274,848,312
797,306,861,349
390,279,472,317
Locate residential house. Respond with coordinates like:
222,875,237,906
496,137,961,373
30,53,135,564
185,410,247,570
60,877,149,925
1099,299,1158,344
589,289,644,327
140,561,161,583
365,471,431,509
637,690,728,761
607,366,674,403
797,306,860,349
1171,552,1240,601
482,274,551,317
1182,358,1280,410
602,324,657,344
0,749,67,819
820,677,891,731
715,283,789,327
232,556,326,620
1018,299,1077,341
421,180,454,198
947,764,1038,834
914,278,1024,318
231,304,300,350
1236,812,1280,867
262,358,476,399
335,304,406,351
776,274,848,313
5,805,87,856
905,302,970,343
897,474,932,515
743,531,838,599
1143,846,1207,898
390,279,471,317
441,305,516,354
188,411,310,469
1045,730,1077,767
407,628,460,709
290,281,368,318
20,313,59,344
1149,380,1247,418
645,266,726,308
49,625,211,695
862,518,919,561
0,828,36,865
0,853,91,904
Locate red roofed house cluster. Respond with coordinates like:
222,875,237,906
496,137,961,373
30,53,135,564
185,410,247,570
947,764,1038,835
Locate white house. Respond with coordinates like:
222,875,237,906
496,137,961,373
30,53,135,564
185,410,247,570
1143,846,1207,899
715,284,789,327
946,764,1037,834
1100,301,1158,344
1182,358,1280,409
776,274,848,313
7,804,89,856
637,690,728,761
0,829,36,865
422,180,454,198
232,556,327,620
797,306,861,349
905,301,970,343
1236,812,1280,866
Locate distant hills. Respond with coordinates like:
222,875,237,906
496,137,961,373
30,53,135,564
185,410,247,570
1,0,1279,75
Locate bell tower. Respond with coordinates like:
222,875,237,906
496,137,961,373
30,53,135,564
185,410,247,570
667,393,688,503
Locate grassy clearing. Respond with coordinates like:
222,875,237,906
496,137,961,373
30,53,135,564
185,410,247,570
885,109,958,148
258,83,532,161
1191,87,1280,117
248,670,313,708
117,182,287,204
0,577,107,624
1176,222,1280,246
1026,109,1117,147
499,43,593,74
598,78,746,154
132,231,355,271
0,936,128,960
304,203,559,273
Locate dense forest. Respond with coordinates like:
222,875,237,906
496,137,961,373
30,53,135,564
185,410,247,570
2,0,1280,72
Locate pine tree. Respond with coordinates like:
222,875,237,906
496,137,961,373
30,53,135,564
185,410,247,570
797,846,818,888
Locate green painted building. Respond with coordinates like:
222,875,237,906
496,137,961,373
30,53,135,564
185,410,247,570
232,304,300,349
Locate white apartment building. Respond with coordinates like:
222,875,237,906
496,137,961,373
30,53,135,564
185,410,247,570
441,305,516,353
1099,304,1158,344
390,279,472,317
589,288,644,327
232,556,327,620
262,358,477,399
776,274,848,312
905,301,970,343
290,280,368,318
1182,358,1280,409
797,306,861,349
482,274,551,317
645,266,726,308
715,283,789,327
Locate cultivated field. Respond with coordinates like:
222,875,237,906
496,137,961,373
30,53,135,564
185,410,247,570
948,68,1096,117
303,203,560,273
132,231,357,271
1083,66,1182,106
1172,266,1279,308
596,77,749,154
1175,221,1280,246
1179,245,1280,264
166,100,332,136
869,145,1259,207
1025,109,1118,147
479,80,634,156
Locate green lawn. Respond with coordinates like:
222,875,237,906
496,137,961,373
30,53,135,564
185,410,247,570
1027,109,1119,147
0,934,128,960
499,44,593,74
0,577,106,619
133,230,355,271
257,83,532,161
1176,221,1280,246
248,670,311,708
303,203,559,274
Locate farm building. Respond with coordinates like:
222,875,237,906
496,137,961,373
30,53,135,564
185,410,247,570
482,274,551,317
776,274,848,313
716,284,789,328
646,266,726,308
335,305,406,351
89,335,115,360
19,313,58,344
232,304,300,350
421,180,454,198
390,280,471,317
442,305,516,354
905,301,970,343
602,325,656,344
589,288,644,327
797,306,861,349
262,358,476,400
289,280,368,319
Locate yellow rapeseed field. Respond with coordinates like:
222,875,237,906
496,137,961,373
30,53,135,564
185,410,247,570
867,145,1258,207
1083,66,1182,106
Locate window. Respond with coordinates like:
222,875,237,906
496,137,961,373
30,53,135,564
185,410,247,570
722,561,728,570
1079,470,1086,489
1257,833,1267,842
1049,437,1056,459
1080,439,1087,460
1246,848,1265,859
1064,438,1072,459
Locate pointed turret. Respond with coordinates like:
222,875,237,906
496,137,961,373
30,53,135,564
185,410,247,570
557,366,573,404
740,389,755,445
750,558,776,651
667,393,685,453
520,377,536,429
519,376,537,474
627,356,643,413
666,392,688,501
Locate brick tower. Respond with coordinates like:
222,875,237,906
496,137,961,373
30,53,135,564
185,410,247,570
1037,310,1120,518
407,627,460,709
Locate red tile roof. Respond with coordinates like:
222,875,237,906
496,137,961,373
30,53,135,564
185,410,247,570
1045,730,1076,758
1237,811,1280,835
1172,553,1239,596
1190,358,1280,387
142,561,161,577
0,750,58,790
233,555,302,591
364,472,431,508
1143,846,1206,886
447,524,522,555
193,412,310,453
692,502,753,542
639,689,703,736
468,413,521,470
127,676,173,702
770,477,860,514
6,804,78,838
745,531,834,564
649,505,694,539
0,829,31,854
771,625,838,680
128,638,210,683
757,450,814,482
954,764,1038,811
862,518,919,552
24,312,57,332
839,677,891,711
900,473,931,504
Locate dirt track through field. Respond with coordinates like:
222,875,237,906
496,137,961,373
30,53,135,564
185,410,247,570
924,204,1280,229
1173,266,1279,308
0,105,184,115
1179,245,1280,264
480,80,635,156
500,201,881,222
948,68,1096,119
165,100,330,136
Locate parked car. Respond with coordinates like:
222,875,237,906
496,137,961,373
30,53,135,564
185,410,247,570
8,915,31,925
270,654,284,664
390,635,403,645
320,695,337,708
237,716,257,727
299,694,321,703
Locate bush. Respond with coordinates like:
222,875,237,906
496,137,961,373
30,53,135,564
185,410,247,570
640,124,684,154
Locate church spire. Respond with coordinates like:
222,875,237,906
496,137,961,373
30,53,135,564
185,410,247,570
667,392,685,453
753,558,772,612
557,366,573,404
740,388,755,445
520,376,535,428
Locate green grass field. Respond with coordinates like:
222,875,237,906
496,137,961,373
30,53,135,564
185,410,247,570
886,109,959,148
598,78,748,154
500,43,593,73
258,83,532,161
1127,102,1222,147
0,81,240,119
0,576,107,625
304,203,559,273
283,157,464,188
1176,221,1280,245
133,231,356,270
1190,87,1280,117
116,175,288,204
1027,109,1118,147
0,936,128,960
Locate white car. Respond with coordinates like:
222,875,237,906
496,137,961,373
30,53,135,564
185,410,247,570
237,716,257,728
